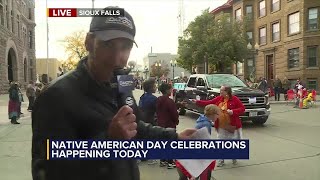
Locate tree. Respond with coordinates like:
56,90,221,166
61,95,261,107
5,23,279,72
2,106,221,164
177,9,249,73
60,30,88,71
150,63,170,78
60,59,79,72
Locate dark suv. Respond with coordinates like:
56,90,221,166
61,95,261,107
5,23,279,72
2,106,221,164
175,74,271,125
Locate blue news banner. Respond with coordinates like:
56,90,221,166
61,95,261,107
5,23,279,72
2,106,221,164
47,140,249,160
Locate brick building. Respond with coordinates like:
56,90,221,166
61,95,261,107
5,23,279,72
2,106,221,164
196,0,320,91
0,0,36,93
232,0,320,90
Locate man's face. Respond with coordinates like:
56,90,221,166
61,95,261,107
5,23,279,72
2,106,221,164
90,36,133,79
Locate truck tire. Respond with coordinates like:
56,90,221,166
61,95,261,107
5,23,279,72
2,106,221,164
252,117,268,125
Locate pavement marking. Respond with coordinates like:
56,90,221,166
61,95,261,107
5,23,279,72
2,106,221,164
214,153,320,171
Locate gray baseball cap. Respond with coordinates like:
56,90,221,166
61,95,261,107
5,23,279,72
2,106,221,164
89,7,137,46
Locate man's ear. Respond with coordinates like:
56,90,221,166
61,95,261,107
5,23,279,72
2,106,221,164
85,33,94,52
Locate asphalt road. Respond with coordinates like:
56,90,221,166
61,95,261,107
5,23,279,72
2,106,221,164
0,90,319,180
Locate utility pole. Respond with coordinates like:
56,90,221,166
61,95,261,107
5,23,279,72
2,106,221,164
46,0,49,83
178,0,185,37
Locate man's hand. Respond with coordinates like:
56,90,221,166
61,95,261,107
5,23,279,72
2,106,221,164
108,105,137,139
178,128,197,139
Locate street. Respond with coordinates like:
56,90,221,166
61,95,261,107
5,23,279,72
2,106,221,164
0,90,319,180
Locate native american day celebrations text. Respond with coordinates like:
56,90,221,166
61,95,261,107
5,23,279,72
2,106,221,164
47,140,249,160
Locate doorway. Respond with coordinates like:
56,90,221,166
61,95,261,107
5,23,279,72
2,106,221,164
7,48,17,83
266,54,274,87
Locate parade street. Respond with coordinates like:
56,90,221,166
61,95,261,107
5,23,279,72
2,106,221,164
0,90,319,180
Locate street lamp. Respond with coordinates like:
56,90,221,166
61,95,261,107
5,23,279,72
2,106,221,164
144,66,149,80
155,61,161,86
170,59,177,81
246,42,259,82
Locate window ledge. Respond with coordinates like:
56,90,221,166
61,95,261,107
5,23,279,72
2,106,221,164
271,10,280,14
258,15,266,19
288,32,301,37
288,67,300,71
306,67,319,70
306,29,319,33
259,43,267,47
272,40,281,43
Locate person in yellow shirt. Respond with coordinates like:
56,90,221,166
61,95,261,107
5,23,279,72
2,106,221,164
303,90,313,109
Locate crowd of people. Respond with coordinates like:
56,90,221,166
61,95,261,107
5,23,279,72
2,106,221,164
138,78,246,179
245,76,316,108
7,81,44,124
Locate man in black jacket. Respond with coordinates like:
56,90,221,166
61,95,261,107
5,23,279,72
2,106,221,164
31,7,196,180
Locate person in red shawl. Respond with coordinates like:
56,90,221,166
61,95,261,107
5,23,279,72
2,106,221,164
8,82,21,124
193,86,245,167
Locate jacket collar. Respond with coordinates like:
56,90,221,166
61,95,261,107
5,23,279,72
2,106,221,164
75,57,117,107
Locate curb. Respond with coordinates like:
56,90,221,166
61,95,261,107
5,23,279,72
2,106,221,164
269,100,319,104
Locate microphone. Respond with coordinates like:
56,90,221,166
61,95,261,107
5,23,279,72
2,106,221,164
113,68,135,109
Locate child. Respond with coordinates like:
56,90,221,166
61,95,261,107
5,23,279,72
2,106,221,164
303,90,313,109
156,83,179,169
176,104,220,180
139,78,157,125
138,78,158,165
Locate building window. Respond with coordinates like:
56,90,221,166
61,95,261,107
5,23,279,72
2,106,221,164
28,7,31,20
272,22,280,42
29,68,33,81
246,5,253,19
235,8,242,21
17,15,20,38
308,8,318,30
247,31,253,43
0,1,4,26
307,46,318,67
288,48,299,68
236,62,243,75
24,58,28,82
259,27,266,45
272,0,280,12
10,10,13,33
259,0,266,17
288,12,300,34
6,5,9,28
29,58,33,66
307,79,317,90
29,31,32,49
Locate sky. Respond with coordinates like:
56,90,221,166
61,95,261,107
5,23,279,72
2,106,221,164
35,0,227,65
